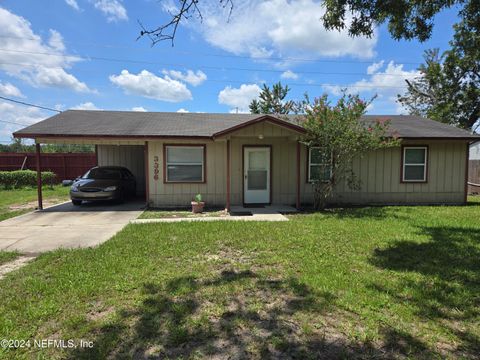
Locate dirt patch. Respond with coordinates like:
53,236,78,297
199,247,255,268
8,198,66,211
0,254,36,279
86,302,116,322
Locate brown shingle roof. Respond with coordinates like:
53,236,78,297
13,110,480,140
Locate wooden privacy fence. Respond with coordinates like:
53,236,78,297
468,160,480,194
0,153,97,182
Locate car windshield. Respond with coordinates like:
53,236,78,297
82,168,122,180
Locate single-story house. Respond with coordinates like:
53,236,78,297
13,111,480,209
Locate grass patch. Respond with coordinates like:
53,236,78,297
0,251,19,266
139,208,227,219
0,185,70,221
0,198,479,358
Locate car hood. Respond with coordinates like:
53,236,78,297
74,179,120,189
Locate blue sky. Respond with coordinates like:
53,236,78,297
0,0,460,143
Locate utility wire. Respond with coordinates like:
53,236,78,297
0,34,424,65
0,48,419,78
0,60,414,89
0,59,418,78
0,95,61,113
0,119,30,126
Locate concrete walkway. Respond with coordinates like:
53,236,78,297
0,201,144,254
131,205,295,224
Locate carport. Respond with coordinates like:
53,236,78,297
21,138,148,210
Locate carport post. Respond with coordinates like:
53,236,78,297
226,139,231,211
296,141,301,210
36,142,43,210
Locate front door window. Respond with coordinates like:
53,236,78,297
244,147,270,204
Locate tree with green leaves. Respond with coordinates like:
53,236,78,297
249,82,296,114
139,0,476,45
301,93,398,210
322,0,477,41
398,16,480,131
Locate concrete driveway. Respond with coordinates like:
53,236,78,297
0,201,145,254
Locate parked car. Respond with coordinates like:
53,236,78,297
70,166,136,205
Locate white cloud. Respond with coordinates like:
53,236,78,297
48,30,66,52
0,101,45,140
161,69,207,86
177,108,189,113
65,0,81,11
92,0,128,22
192,0,376,62
110,69,192,102
280,70,299,80
70,102,100,110
218,84,261,112
132,106,147,112
0,7,92,92
0,81,23,97
367,60,384,75
33,67,91,92
323,61,420,114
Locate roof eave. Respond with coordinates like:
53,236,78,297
13,133,213,140
212,114,306,139
400,136,480,141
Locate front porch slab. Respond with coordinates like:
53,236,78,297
130,205,296,223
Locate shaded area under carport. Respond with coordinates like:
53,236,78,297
30,140,148,210
0,200,145,254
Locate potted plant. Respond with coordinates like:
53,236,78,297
191,193,205,213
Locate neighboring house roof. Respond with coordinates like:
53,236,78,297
13,110,480,140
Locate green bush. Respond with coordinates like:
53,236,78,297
0,170,56,189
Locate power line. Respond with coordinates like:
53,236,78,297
0,48,421,78
0,61,414,90
0,119,30,127
0,34,424,65
0,95,61,113
0,59,418,78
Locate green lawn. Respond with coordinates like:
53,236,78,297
0,198,479,359
0,251,19,266
0,186,70,221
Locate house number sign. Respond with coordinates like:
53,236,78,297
153,155,159,181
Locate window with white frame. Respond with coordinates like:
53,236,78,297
402,146,428,182
165,145,205,182
308,147,332,182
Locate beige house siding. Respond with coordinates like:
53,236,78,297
145,121,468,207
97,145,146,195
300,140,467,205
147,139,227,207
223,120,301,205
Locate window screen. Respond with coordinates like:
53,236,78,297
402,147,427,182
308,147,332,182
165,146,205,182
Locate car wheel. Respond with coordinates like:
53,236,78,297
72,200,82,206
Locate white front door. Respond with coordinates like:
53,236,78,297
244,147,270,204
